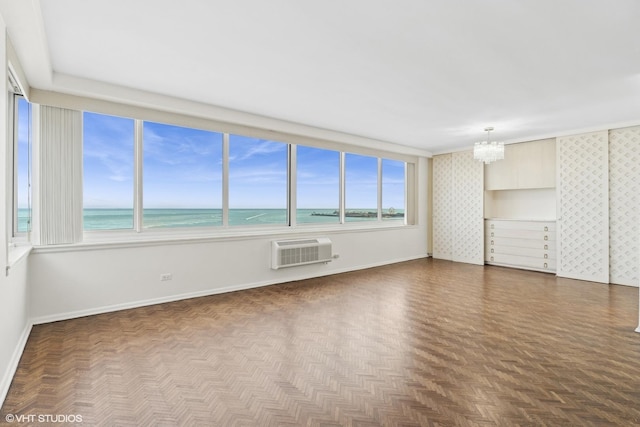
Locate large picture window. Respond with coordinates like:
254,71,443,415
296,146,340,224
228,135,288,226
83,112,135,230
79,110,410,236
143,121,223,229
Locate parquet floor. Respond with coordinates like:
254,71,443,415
2,258,640,426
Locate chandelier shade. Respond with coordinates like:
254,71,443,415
473,127,504,164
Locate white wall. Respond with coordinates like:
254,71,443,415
29,226,428,323
0,259,30,405
0,16,32,406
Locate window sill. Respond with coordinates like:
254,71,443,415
8,243,33,268
33,221,416,253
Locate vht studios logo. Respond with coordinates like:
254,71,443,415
5,413,83,423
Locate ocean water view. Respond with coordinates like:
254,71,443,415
16,208,404,232
17,208,405,232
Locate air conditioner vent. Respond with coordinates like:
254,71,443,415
271,238,332,269
278,239,318,246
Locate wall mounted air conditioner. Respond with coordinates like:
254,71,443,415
271,238,332,269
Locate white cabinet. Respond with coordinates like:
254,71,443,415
432,154,453,260
609,126,640,287
485,139,555,190
556,131,609,283
432,151,484,265
451,151,484,265
485,219,556,272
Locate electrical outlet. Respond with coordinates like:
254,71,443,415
160,273,173,281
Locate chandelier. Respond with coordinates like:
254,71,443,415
473,127,504,164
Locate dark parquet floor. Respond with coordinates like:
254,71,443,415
1,258,639,426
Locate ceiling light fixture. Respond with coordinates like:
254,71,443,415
473,127,504,164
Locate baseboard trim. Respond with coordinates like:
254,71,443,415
31,255,428,325
0,322,32,408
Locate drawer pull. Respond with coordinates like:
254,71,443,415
491,232,494,237
490,224,494,229
490,256,494,262
544,254,548,259
544,235,548,241
544,262,548,268
544,226,548,231
491,248,494,253
491,240,494,245
544,244,548,250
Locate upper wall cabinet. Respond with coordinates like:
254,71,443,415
484,139,556,190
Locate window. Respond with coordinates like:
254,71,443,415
80,109,412,236
382,159,405,221
228,135,288,226
143,121,223,228
344,153,378,222
83,112,135,230
14,96,31,235
296,146,340,224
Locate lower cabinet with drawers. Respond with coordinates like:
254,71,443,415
485,219,556,273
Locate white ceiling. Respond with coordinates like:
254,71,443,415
2,0,640,153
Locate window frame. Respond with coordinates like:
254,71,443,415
10,94,31,242
82,110,136,232
343,152,381,223
381,157,407,222
293,144,343,227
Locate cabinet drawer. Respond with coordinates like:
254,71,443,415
486,220,555,232
487,237,555,250
486,244,556,259
486,253,556,271
486,228,555,241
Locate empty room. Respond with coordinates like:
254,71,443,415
1,1,639,426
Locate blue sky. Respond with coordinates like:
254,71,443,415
229,134,287,209
83,112,135,208
83,111,405,210
297,146,340,209
144,121,223,208
382,158,405,212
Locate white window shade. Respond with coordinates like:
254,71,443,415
37,105,83,245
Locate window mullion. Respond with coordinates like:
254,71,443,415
404,162,409,225
377,157,383,221
288,144,296,227
339,151,345,224
133,119,143,232
222,133,229,227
